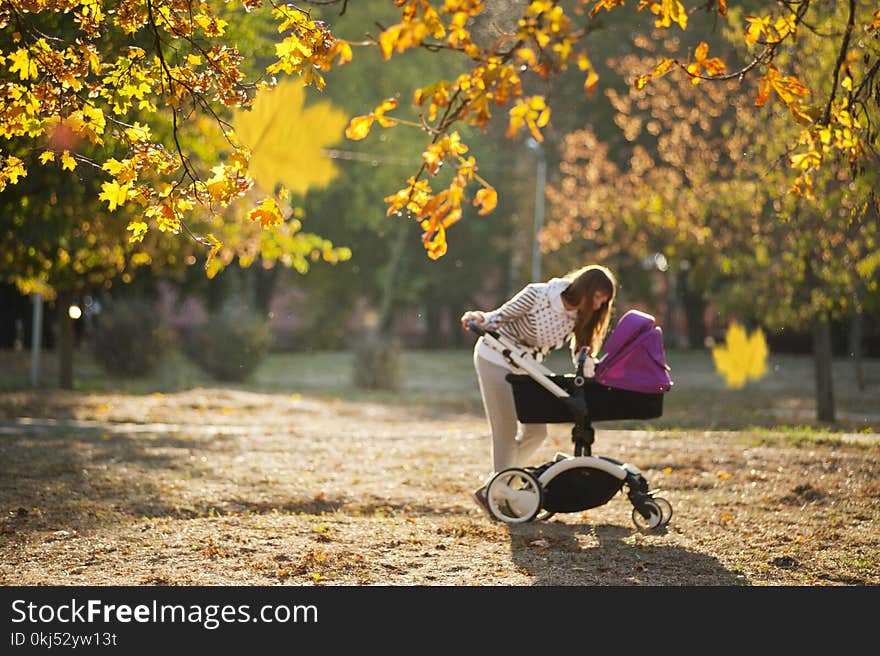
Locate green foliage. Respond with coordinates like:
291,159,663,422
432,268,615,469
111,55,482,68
291,0,517,348
91,298,173,378
182,305,273,382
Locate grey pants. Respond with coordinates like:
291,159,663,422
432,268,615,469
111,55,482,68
473,348,548,474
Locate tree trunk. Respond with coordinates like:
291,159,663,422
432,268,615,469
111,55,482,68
58,290,74,390
679,271,707,350
813,313,835,423
252,265,279,317
353,220,408,389
377,220,409,334
849,309,865,391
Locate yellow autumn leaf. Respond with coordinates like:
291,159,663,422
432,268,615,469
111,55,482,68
647,0,687,30
2,156,26,184
125,122,151,142
373,98,399,128
745,15,775,47
98,180,129,211
345,115,374,140
379,24,404,60
127,220,148,243
711,321,769,389
8,48,37,81
39,151,55,164
203,233,223,278
232,79,348,196
332,40,353,65
60,151,76,171
518,48,538,67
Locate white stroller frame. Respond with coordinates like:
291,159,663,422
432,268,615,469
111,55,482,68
468,321,672,529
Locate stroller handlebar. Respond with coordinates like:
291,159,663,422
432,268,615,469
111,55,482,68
466,321,502,340
465,320,487,336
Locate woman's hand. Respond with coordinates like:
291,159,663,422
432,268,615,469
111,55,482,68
460,311,486,330
575,345,592,360
574,346,595,377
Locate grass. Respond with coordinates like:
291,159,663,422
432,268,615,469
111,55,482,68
1,345,878,432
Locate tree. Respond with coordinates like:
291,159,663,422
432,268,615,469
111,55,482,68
542,16,880,423
2,1,878,269
0,127,185,387
0,4,352,387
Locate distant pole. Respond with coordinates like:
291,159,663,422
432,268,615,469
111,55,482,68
30,293,43,388
526,138,546,283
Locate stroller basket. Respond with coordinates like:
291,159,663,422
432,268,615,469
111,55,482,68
505,373,663,424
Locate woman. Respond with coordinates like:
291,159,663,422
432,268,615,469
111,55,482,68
460,264,617,518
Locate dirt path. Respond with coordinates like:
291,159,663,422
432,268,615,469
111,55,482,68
0,388,878,586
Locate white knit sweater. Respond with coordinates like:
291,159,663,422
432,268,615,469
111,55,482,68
473,278,577,369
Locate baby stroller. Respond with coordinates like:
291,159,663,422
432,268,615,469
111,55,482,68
467,310,674,529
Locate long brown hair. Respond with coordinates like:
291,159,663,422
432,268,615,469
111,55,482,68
560,264,616,356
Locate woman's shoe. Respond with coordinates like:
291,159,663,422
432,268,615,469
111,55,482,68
471,485,495,520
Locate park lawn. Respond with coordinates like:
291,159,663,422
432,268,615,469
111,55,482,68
0,347,877,587
1,346,877,432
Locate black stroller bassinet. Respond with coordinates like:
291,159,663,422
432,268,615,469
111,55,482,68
505,374,664,424
467,310,673,528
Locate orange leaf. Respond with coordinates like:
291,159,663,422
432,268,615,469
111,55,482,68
590,0,625,17
584,69,599,97
473,186,497,215
422,224,448,260
652,58,675,78
248,197,284,228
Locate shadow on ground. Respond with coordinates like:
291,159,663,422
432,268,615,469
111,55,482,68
508,521,745,586
0,427,226,537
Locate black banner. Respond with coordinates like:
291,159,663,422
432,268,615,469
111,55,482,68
0,585,872,652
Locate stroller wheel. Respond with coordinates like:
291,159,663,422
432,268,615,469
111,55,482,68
652,496,673,526
486,468,543,524
536,510,556,522
631,499,664,530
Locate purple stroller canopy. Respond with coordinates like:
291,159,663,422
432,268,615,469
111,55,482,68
595,310,673,394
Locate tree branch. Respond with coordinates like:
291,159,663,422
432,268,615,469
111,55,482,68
822,0,856,125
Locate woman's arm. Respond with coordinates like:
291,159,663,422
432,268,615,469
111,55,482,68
461,284,540,331
482,284,540,329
